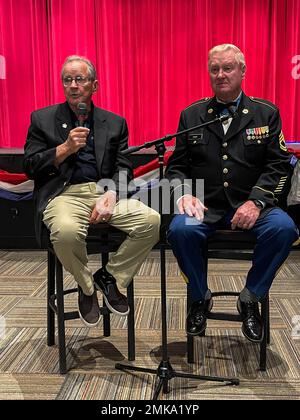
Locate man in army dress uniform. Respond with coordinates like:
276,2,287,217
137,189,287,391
165,44,298,342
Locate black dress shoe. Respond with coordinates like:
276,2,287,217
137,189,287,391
186,298,213,336
94,267,129,316
237,298,264,343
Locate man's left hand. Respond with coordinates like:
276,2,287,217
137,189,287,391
231,200,261,230
89,191,117,224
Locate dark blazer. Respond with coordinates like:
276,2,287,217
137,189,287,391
165,92,292,224
23,102,133,245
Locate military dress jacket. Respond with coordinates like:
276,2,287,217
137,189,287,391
165,92,291,224
23,102,133,244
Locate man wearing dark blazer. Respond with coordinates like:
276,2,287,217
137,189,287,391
24,55,160,327
165,44,298,343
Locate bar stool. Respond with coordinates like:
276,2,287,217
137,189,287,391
186,230,270,371
45,223,135,374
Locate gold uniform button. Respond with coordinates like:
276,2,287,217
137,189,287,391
222,155,228,160
257,140,261,144
222,142,228,148
223,168,229,174
224,182,229,188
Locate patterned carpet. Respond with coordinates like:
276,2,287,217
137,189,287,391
0,249,300,400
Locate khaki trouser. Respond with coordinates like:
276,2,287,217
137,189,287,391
43,182,160,295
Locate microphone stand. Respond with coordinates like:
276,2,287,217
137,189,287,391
115,113,239,400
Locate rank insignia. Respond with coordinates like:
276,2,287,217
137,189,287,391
279,131,287,151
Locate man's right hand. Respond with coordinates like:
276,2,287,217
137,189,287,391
64,127,90,154
177,194,208,221
55,127,90,166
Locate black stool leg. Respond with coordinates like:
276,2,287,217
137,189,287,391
55,257,67,374
187,291,194,363
266,294,270,345
259,296,268,371
101,252,111,337
47,250,55,346
102,301,111,337
202,244,208,334
127,280,135,361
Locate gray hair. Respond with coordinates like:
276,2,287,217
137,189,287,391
61,55,97,81
208,44,246,70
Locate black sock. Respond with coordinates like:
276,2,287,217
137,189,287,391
239,287,260,303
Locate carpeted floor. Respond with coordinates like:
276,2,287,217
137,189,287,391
0,249,300,400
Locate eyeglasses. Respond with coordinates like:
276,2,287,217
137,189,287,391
62,75,91,87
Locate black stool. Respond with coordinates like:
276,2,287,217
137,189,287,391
187,230,270,371
45,223,135,374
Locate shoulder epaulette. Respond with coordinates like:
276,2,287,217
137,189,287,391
249,97,277,111
184,97,212,111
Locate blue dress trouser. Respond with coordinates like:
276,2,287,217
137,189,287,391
167,208,299,302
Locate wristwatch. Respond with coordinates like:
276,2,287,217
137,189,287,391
251,199,265,209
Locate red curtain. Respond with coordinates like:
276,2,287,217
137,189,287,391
0,0,300,148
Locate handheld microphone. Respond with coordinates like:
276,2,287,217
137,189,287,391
77,102,88,127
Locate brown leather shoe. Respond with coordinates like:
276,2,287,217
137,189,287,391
94,267,129,316
78,286,101,327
